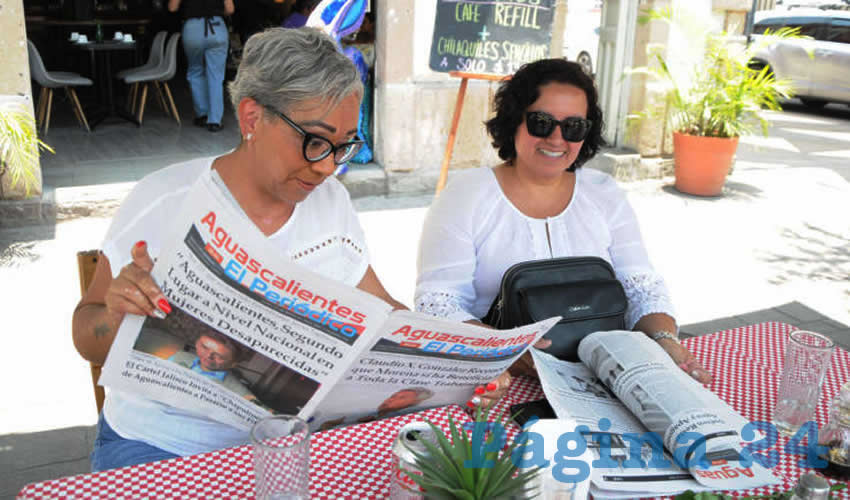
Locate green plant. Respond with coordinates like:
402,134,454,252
673,482,847,500
404,407,539,499
627,7,802,139
0,101,52,198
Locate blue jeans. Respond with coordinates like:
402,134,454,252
90,413,179,472
182,16,229,125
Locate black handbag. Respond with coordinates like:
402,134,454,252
481,256,628,361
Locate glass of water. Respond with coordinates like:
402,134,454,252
251,415,310,500
773,330,834,436
535,472,577,500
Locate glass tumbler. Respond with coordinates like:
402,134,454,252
539,473,576,500
773,330,834,436
526,470,577,500
251,415,310,500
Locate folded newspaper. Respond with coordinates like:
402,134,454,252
99,173,559,432
531,331,780,499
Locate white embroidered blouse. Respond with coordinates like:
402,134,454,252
101,157,370,456
415,167,675,329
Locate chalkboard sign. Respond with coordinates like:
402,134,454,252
429,0,556,76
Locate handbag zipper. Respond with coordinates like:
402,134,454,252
529,308,627,324
499,257,616,302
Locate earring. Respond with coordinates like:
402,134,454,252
245,133,253,141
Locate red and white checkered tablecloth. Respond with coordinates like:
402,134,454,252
16,322,850,499
16,405,471,500
677,322,850,498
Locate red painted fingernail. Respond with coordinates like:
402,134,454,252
678,362,688,369
486,382,497,392
135,240,146,248
474,386,485,395
157,298,172,314
466,400,476,409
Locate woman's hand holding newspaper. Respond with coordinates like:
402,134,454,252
470,338,553,409
105,241,172,320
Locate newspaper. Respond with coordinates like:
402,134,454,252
99,173,559,432
531,330,780,498
309,309,558,430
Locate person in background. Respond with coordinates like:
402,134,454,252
282,0,318,28
72,27,405,472
349,11,374,43
169,0,234,132
231,0,286,45
415,59,712,408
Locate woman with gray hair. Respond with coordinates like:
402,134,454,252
72,27,406,472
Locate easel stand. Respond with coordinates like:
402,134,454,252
435,71,508,194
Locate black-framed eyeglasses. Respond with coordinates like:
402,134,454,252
525,111,593,143
262,103,364,165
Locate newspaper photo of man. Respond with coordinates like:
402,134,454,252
132,306,321,415
315,387,436,430
349,387,436,424
168,329,257,402
377,387,435,417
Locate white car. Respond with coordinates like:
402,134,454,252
563,0,601,76
751,9,850,107
564,26,600,76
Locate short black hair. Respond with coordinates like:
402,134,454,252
294,0,319,13
485,58,605,171
197,330,251,363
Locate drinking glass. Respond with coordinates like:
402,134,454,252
773,330,834,436
114,31,123,40
538,473,576,500
526,470,576,500
251,415,310,500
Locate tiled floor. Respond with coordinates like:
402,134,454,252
679,301,850,350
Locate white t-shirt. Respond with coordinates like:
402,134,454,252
415,167,675,329
101,156,370,456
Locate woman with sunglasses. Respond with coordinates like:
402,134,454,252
72,27,405,472
415,59,711,408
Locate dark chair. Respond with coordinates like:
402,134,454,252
27,40,93,134
123,33,181,125
118,31,168,113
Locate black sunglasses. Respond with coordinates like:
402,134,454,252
261,103,364,165
525,111,593,143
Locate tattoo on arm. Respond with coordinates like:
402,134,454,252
94,323,111,339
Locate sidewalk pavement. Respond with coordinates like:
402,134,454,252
1,102,848,497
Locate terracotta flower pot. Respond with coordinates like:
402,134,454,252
672,132,739,196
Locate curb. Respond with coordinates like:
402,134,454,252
0,189,56,228
0,149,670,228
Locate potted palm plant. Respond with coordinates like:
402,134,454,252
403,407,540,499
628,7,800,196
0,98,52,200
